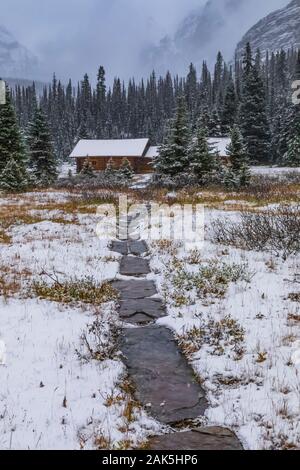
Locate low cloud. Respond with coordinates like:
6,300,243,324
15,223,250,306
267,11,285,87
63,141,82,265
0,0,289,82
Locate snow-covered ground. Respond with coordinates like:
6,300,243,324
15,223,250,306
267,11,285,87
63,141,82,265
58,162,76,179
144,208,300,450
1,187,299,450
0,191,160,450
251,166,300,176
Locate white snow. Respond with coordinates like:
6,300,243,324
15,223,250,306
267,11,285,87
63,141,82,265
146,207,300,450
208,137,231,156
145,146,159,158
0,191,161,450
70,139,150,158
251,166,300,176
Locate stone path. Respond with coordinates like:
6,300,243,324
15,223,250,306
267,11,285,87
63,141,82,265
149,427,243,451
110,236,243,450
121,326,207,424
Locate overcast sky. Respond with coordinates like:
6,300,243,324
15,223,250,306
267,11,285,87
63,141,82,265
1,0,288,82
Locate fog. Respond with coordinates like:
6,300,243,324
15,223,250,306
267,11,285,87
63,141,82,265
1,0,289,82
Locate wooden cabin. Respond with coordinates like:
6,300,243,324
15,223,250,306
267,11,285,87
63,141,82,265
69,137,230,174
70,138,157,174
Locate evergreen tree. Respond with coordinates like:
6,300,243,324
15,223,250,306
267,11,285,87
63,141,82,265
120,158,134,180
209,108,222,136
27,107,58,186
105,157,117,176
0,157,28,192
96,66,107,138
189,123,218,183
239,44,270,164
185,63,198,127
154,96,190,176
283,122,300,167
221,75,237,134
226,125,251,187
0,86,27,173
80,159,95,177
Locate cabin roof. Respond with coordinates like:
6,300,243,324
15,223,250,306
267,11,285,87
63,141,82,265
145,146,159,158
70,137,231,160
70,138,150,158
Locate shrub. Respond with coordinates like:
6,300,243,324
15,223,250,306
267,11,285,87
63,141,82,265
171,259,251,301
178,316,245,357
32,276,119,305
212,204,300,259
76,317,120,362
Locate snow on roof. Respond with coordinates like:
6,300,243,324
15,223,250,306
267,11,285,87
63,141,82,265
145,146,159,158
70,138,149,158
208,137,230,156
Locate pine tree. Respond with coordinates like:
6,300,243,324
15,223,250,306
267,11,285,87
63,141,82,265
221,76,237,134
80,159,95,178
154,96,190,176
0,157,28,192
283,122,300,167
189,123,218,184
120,158,134,180
105,157,117,176
0,86,27,173
27,107,58,186
185,63,198,127
96,66,107,138
239,44,270,164
226,125,251,187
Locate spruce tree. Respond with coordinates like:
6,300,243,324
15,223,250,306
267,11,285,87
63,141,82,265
189,123,218,184
0,86,27,173
0,157,28,193
222,76,237,134
120,158,134,180
239,44,270,164
96,66,107,138
27,107,58,186
283,122,300,167
154,96,190,176
226,125,251,187
105,157,117,176
80,159,95,178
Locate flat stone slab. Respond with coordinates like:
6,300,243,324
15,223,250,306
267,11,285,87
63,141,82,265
128,240,148,256
111,280,157,300
119,298,166,324
120,256,150,276
121,326,207,424
110,241,128,255
148,427,243,451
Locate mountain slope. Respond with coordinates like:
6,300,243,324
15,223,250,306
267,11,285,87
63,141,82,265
142,0,244,74
236,0,300,58
0,26,38,79
141,1,286,75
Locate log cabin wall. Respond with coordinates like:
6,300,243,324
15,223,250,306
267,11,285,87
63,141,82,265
76,157,154,174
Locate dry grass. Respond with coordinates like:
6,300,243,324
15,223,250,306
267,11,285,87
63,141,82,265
288,293,300,303
178,316,245,358
287,313,300,323
31,276,119,305
76,316,120,363
136,177,300,208
0,229,11,244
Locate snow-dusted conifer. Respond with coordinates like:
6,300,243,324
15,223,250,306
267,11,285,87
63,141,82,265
226,125,251,187
0,86,27,173
119,158,133,180
154,96,190,176
0,157,28,193
189,123,218,183
27,107,58,186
